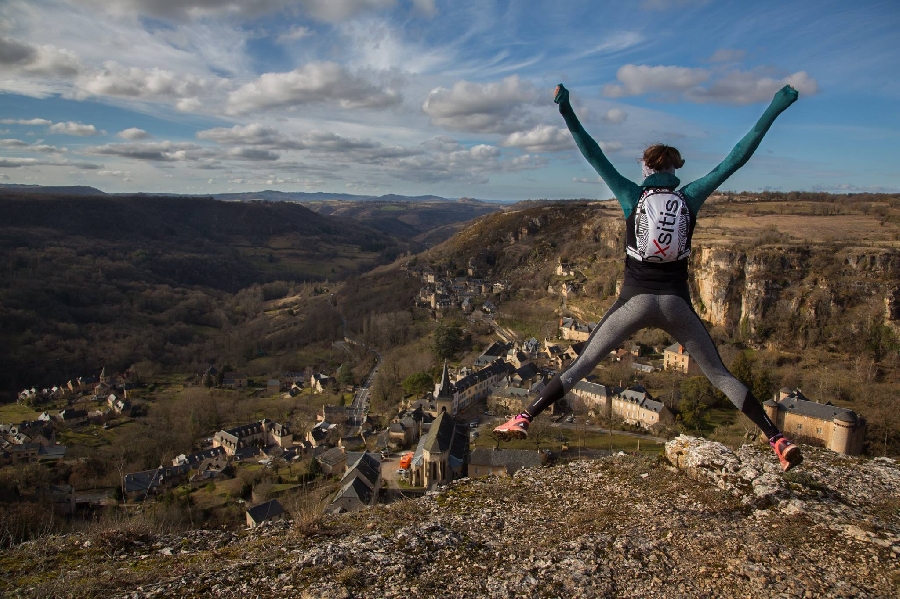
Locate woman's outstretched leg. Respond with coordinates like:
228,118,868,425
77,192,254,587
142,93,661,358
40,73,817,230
658,294,802,470
493,292,654,439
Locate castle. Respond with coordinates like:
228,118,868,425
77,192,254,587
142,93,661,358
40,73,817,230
764,388,865,455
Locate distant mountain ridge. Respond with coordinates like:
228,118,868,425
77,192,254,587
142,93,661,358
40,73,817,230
0,184,501,205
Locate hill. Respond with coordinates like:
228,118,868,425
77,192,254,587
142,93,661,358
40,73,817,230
3,437,898,597
0,191,406,397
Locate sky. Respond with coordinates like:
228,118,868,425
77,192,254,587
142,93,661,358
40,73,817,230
0,0,898,202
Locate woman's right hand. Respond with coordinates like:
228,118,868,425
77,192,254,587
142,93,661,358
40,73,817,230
554,83,569,105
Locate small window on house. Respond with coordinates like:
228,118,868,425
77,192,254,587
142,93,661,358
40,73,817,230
816,427,822,434
796,423,802,431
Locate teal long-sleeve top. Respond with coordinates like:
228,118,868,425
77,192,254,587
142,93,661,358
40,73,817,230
557,84,799,219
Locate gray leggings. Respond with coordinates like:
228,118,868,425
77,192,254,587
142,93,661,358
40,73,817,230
534,288,756,415
527,287,781,439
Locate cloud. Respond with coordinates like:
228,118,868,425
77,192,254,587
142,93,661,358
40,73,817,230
0,157,41,167
79,0,403,23
604,64,819,105
49,121,105,136
197,123,292,147
90,140,209,162
0,118,52,125
0,36,82,77
117,128,151,140
176,97,204,112
598,141,622,153
603,64,711,98
0,174,8,180
227,147,280,161
411,0,437,17
576,31,645,58
276,25,313,44
709,49,747,63
574,176,602,184
422,75,539,134
226,62,401,114
0,37,35,65
685,70,819,105
76,62,229,106
501,126,572,153
641,0,711,10
811,183,900,193
0,138,29,148
601,108,628,124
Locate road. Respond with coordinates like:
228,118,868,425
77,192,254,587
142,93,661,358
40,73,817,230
327,294,381,427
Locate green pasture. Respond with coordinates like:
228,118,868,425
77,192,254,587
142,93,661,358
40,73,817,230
473,428,664,456
0,403,44,423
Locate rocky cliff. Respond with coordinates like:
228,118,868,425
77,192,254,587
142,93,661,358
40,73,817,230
4,438,898,598
691,245,900,347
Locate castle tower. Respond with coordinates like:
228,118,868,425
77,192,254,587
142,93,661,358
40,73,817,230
830,412,857,455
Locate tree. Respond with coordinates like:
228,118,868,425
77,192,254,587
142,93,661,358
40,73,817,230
432,324,462,362
730,351,754,390
678,396,708,432
680,376,717,408
401,372,433,396
337,364,354,387
527,415,553,451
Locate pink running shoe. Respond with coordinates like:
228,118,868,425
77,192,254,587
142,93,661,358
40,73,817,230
493,414,530,440
770,436,803,472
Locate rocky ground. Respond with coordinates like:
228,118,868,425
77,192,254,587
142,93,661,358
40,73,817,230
3,436,899,598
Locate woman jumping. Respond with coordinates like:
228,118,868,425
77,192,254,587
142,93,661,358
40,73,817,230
494,83,803,471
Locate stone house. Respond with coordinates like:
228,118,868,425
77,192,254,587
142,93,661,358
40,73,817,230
613,388,674,430
281,372,305,387
311,373,335,393
434,359,514,416
764,389,866,455
57,408,88,427
124,464,190,500
388,416,418,448
469,448,548,477
246,499,285,528
560,317,596,342
172,447,228,468
489,383,532,415
474,341,511,368
212,419,292,456
316,446,349,476
307,421,338,448
222,372,248,389
7,443,40,464
107,393,131,414
568,383,674,430
567,381,612,414
318,405,349,425
327,452,382,513
663,344,703,376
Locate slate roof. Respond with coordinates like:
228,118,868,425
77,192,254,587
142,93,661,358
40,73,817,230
774,393,860,424
345,452,381,487
173,447,227,468
423,411,455,454
246,499,284,524
337,476,374,504
572,380,610,397
317,447,347,467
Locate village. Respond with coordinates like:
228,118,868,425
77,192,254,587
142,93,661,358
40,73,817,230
1,260,869,530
